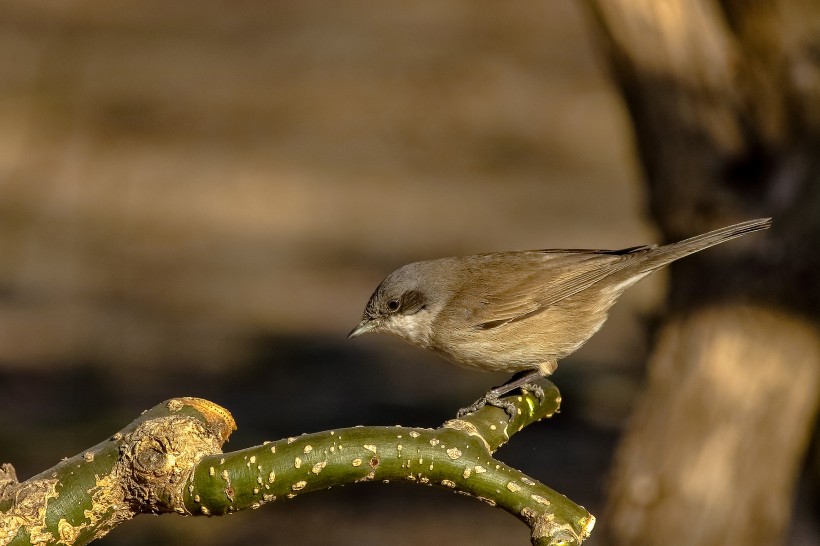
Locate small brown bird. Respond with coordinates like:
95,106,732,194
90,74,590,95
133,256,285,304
349,218,771,417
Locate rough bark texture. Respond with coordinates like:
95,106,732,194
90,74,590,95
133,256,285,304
584,1,820,545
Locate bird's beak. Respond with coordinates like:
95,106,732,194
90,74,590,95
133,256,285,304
348,319,377,339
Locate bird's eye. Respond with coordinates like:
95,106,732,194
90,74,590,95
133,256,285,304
386,299,400,312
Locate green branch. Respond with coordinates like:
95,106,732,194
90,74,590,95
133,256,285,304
1,382,594,546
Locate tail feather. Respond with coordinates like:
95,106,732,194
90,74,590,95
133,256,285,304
646,217,771,268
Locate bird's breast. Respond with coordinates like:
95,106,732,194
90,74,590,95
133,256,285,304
430,295,613,373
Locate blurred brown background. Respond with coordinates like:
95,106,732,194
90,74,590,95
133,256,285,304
0,1,815,545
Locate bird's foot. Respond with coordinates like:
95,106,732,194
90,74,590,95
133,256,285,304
457,380,548,419
456,393,517,419
457,369,551,419
520,382,545,403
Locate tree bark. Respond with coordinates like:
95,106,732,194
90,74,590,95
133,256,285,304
583,1,820,544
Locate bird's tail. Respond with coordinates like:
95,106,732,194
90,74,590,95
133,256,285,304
645,217,771,269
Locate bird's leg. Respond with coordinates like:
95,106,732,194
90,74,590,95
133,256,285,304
487,369,545,399
456,369,545,419
518,360,557,404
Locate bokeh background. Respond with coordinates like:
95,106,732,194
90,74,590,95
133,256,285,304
1,1,814,544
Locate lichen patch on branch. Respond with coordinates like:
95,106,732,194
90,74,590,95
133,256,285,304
442,419,492,452
0,475,59,544
121,413,225,514
523,507,596,546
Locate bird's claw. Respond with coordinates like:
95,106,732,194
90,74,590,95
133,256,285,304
520,382,545,403
456,394,517,419
457,380,547,420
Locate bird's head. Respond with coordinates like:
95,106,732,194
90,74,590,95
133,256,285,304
348,261,446,347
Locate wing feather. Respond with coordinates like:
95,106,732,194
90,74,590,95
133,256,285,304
467,246,654,329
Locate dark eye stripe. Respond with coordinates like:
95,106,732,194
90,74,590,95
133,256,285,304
401,290,422,309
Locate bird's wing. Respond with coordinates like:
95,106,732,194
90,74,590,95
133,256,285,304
468,246,653,330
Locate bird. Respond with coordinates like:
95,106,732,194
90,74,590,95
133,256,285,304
348,218,772,417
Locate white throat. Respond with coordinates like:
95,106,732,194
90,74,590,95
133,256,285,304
385,309,437,348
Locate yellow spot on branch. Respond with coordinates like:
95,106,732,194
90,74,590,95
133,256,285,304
506,481,522,492
531,494,550,506
478,496,496,507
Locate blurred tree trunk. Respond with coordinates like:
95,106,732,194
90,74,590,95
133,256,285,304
583,1,820,545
